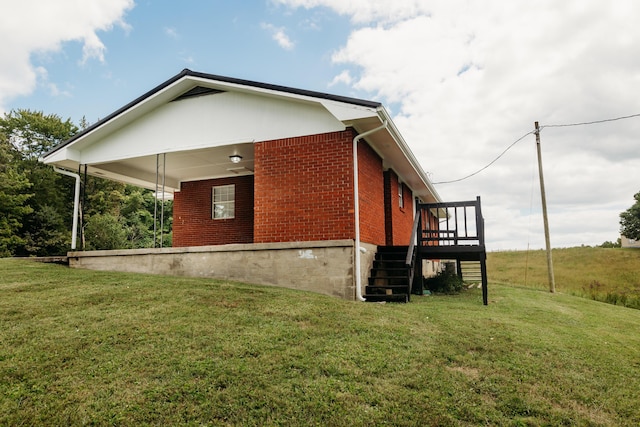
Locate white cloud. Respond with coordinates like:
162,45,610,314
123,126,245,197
328,70,352,87
277,0,640,249
36,66,72,98
261,23,295,50
272,0,430,25
0,0,134,111
164,27,179,39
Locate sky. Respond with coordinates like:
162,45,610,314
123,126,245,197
2,0,639,251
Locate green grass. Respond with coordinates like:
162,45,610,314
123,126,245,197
488,247,640,309
2,258,640,426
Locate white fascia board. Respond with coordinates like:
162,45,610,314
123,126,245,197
187,76,326,105
41,147,80,165
320,100,379,123
377,107,443,203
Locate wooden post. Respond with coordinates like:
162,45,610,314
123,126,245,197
476,196,488,305
534,122,556,293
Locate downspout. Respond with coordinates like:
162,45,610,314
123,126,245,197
53,167,80,250
353,120,388,301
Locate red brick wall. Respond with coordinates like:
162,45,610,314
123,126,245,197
384,169,415,246
174,129,388,247
357,140,385,246
384,171,393,245
254,130,356,243
172,175,254,247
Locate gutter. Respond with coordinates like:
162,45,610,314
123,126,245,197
353,120,389,301
53,166,81,250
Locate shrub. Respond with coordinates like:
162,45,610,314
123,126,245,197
424,269,465,294
85,213,128,250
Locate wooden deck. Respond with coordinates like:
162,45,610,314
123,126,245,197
416,196,488,305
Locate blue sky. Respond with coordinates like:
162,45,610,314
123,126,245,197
7,1,357,125
2,0,640,250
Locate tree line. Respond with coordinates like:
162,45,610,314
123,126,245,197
0,109,171,257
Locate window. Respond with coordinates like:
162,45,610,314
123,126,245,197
398,181,404,209
212,184,235,219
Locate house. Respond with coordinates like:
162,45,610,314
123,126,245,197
42,69,487,303
621,236,640,248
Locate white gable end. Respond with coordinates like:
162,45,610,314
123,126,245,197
77,90,347,165
40,70,440,202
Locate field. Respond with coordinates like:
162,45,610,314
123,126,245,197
2,258,640,425
487,247,640,309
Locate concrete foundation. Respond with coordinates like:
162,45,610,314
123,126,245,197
68,240,378,301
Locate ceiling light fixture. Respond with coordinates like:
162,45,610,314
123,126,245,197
229,155,242,164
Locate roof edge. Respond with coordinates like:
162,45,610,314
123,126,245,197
183,69,382,109
376,107,443,203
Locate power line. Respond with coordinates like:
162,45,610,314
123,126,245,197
542,112,640,129
432,112,640,185
432,130,534,184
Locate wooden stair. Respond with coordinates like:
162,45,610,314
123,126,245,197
364,246,410,303
459,260,483,284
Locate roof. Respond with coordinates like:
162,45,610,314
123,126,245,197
44,69,381,157
41,69,441,203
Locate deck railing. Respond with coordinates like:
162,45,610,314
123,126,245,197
418,196,485,250
414,196,488,305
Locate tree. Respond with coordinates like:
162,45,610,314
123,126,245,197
620,192,640,241
0,109,173,255
0,134,33,256
0,110,78,256
600,239,621,248
2,109,78,160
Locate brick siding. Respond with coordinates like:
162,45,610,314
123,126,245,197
174,129,389,247
357,140,386,246
254,130,357,243
173,175,254,247
383,169,415,246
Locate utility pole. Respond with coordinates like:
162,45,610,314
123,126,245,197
534,122,556,293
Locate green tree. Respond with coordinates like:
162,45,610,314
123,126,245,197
0,110,78,256
0,134,33,256
2,109,77,160
1,109,173,255
600,239,621,248
620,192,640,240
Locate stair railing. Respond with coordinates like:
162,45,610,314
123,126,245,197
405,210,422,299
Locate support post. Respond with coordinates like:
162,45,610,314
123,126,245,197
154,154,159,248
476,196,488,305
480,254,488,305
160,153,166,248
534,122,556,293
53,167,80,250
80,164,87,250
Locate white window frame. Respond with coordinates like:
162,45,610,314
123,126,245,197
212,184,235,219
398,181,404,209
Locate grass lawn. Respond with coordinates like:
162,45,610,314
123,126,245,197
488,247,640,309
1,258,639,425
